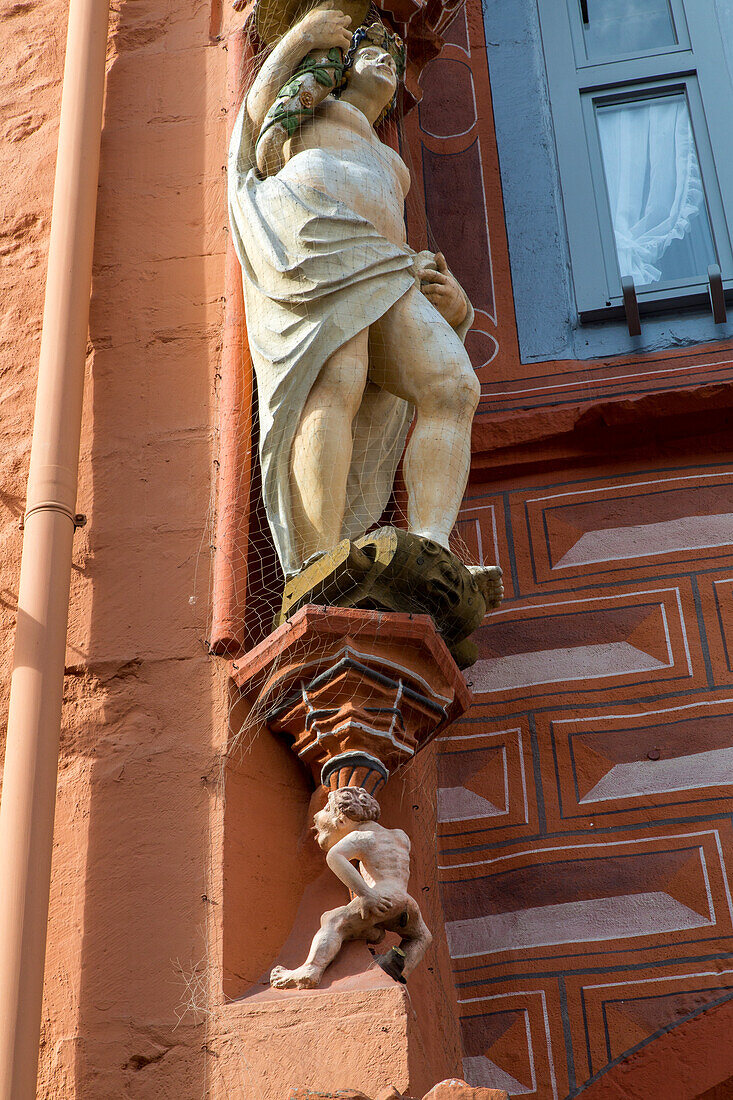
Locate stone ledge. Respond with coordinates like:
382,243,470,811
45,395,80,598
471,379,733,465
231,604,471,716
210,983,441,1099
230,604,471,793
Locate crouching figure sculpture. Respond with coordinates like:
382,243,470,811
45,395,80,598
270,787,431,988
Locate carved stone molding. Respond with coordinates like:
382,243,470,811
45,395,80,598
231,604,471,795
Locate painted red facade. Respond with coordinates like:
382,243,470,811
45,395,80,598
404,3,733,1095
1,0,731,1091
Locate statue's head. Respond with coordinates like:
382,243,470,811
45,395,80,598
339,21,406,124
313,786,381,848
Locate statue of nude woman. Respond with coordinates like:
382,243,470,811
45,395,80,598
270,786,431,988
228,11,482,579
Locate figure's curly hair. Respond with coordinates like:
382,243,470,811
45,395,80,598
329,786,381,823
342,21,406,79
334,17,406,125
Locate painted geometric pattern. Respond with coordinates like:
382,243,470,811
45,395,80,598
440,460,733,1098
402,0,516,385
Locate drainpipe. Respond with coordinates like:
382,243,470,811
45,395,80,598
209,22,253,657
0,0,110,1090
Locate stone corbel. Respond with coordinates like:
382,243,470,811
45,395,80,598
231,603,472,989
232,602,472,797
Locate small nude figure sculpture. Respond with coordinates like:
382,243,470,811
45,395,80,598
270,787,432,989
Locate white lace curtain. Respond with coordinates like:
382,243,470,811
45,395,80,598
597,95,707,285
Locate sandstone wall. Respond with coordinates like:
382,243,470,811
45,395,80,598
1,0,230,1091
3,0,732,1094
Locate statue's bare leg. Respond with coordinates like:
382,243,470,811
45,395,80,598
290,329,369,566
270,901,366,989
370,286,480,548
378,896,432,981
396,908,432,980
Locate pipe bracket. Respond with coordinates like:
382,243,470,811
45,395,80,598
23,501,80,529
621,276,642,337
708,264,727,324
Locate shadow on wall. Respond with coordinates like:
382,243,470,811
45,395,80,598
222,689,314,999
69,0,224,1091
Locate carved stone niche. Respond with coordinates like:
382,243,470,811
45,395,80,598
231,604,471,796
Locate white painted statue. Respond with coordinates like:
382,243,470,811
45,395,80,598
228,11,480,577
270,786,432,988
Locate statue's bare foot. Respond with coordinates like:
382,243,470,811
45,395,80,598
270,963,321,989
468,564,504,609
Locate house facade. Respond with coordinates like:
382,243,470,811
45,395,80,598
1,0,732,1095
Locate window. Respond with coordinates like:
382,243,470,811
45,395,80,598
537,0,733,320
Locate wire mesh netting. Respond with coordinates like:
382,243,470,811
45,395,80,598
208,0,484,664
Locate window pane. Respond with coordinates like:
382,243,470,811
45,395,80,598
596,93,717,287
583,0,677,59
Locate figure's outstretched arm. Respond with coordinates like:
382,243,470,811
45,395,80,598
246,9,352,133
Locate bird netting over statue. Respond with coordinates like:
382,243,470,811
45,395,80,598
206,0,503,745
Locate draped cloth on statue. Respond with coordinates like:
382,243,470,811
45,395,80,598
228,99,415,576
226,99,473,576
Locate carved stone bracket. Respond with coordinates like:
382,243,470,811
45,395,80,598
275,526,503,669
231,604,471,796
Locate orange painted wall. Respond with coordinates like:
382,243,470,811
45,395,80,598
0,0,462,1094
0,0,234,1091
2,0,732,1093
407,4,733,1097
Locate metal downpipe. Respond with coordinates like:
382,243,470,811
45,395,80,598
0,0,110,1092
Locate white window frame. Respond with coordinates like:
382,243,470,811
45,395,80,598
537,0,733,321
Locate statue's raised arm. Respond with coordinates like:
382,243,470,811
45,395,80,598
247,10,351,129
248,7,354,173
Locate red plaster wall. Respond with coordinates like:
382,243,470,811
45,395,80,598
405,3,733,1097
1,0,233,1092
3,0,732,1091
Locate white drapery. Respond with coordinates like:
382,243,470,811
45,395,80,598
597,95,708,285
